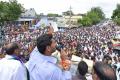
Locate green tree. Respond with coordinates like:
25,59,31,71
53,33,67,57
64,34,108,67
87,11,101,25
90,7,105,20
47,13,62,17
7,0,23,21
114,18,120,25
80,16,92,26
112,4,120,25
0,0,23,23
78,7,105,27
0,1,9,23
112,4,120,19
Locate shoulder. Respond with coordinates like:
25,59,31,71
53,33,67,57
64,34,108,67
0,59,26,78
0,58,23,69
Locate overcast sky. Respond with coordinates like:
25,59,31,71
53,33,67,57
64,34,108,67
1,0,120,18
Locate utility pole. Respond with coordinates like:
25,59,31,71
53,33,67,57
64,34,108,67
68,6,72,28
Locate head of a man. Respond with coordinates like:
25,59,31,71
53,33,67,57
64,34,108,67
5,42,21,56
37,34,57,56
92,62,117,80
77,61,88,76
102,55,112,65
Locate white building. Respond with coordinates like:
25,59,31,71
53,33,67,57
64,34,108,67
21,8,37,18
63,15,83,27
56,17,66,28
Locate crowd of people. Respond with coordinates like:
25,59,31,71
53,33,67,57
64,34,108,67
0,24,44,61
0,21,120,80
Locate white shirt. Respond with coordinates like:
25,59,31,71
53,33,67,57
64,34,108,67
26,47,72,80
116,69,120,80
0,55,27,80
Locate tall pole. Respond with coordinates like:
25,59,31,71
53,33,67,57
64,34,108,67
68,6,72,28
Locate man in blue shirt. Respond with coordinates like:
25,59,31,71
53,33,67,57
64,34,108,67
26,34,72,80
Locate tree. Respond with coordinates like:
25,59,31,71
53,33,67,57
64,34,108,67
112,4,120,19
0,0,23,23
90,7,105,20
87,11,101,25
7,0,23,21
114,18,120,25
47,13,62,17
0,1,8,23
78,16,92,26
78,7,105,27
112,4,120,25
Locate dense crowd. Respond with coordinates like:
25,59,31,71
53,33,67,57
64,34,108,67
0,22,120,80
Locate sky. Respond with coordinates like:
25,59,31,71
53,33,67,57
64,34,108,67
1,0,120,18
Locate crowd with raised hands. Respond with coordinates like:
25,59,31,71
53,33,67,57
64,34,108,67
0,22,120,80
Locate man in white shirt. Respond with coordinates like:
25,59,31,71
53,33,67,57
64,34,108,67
0,42,28,80
26,34,72,80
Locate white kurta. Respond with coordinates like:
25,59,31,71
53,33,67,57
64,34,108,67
0,55,27,80
26,47,72,80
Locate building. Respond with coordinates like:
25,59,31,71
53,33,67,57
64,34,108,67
64,14,83,27
21,8,37,18
56,17,66,28
15,8,38,28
